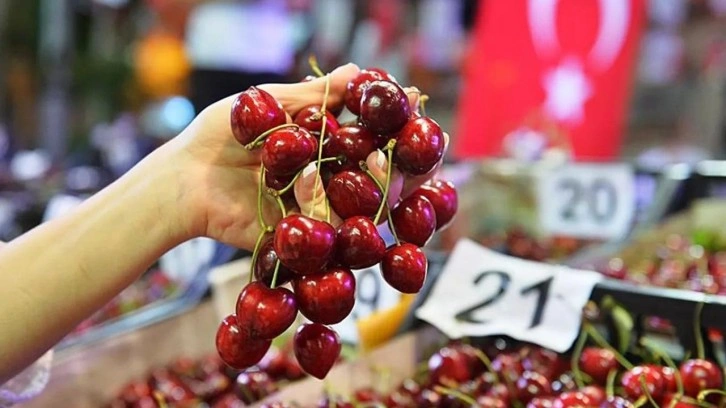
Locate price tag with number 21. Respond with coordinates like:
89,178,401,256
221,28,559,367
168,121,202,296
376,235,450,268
416,239,602,352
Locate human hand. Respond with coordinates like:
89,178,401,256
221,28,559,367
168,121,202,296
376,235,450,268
166,63,445,250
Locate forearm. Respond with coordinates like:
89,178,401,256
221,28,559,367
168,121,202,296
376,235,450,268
0,143,189,383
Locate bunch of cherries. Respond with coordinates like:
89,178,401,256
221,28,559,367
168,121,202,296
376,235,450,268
215,65,458,380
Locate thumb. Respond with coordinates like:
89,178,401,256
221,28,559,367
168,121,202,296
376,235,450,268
293,163,343,226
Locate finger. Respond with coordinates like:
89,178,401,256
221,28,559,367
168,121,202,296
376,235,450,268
260,63,360,117
404,86,421,113
366,150,404,212
294,162,343,227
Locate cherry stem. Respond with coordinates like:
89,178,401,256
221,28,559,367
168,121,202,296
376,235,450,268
639,374,660,408
584,323,634,370
633,395,648,408
152,391,168,408
309,74,331,219
432,386,477,407
373,141,396,224
471,348,501,383
274,193,287,219
308,54,325,78
249,228,268,284
258,165,269,230
420,94,429,117
571,328,588,389
642,337,684,396
387,210,401,246
606,369,617,398
694,302,706,360
244,123,300,150
270,259,282,288
275,156,341,196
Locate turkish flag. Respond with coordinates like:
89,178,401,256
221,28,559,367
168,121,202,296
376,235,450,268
454,0,646,161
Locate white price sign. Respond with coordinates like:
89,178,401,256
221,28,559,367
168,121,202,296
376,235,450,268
416,240,602,352
537,163,635,240
332,265,401,344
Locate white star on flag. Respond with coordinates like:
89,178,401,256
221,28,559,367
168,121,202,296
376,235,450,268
542,58,592,124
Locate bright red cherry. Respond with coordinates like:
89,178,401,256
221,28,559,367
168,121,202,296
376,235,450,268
230,87,286,146
323,125,377,172
326,170,383,219
527,397,556,408
293,323,341,379
579,347,618,384
580,385,606,405
235,282,297,339
393,116,445,176
261,127,317,177
253,238,294,287
413,180,458,230
516,371,552,404
344,69,394,115
294,105,339,139
274,214,336,275
334,216,386,269
649,364,677,393
390,194,436,246
427,346,471,384
621,365,665,400
553,391,593,408
599,396,635,408
293,267,355,325
215,315,272,370
381,244,427,293
679,358,723,397
360,80,411,135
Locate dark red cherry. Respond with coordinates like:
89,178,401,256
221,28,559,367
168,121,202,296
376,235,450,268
428,346,471,385
679,358,723,397
360,80,411,135
334,216,386,269
147,368,196,402
581,385,606,405
527,397,556,408
492,353,524,383
415,389,443,408
344,69,392,115
274,214,336,275
293,267,355,325
353,387,382,403
293,323,341,379
261,127,317,177
393,116,445,175
621,365,664,400
215,315,271,370
294,105,339,139
381,244,427,293
515,371,552,404
390,194,436,246
660,394,699,408
230,87,286,146
253,238,294,287
323,124,377,172
579,347,618,384
264,172,294,191
486,383,511,405
522,347,567,380
235,282,297,339
257,347,288,380
599,396,634,408
234,370,278,404
326,170,383,219
413,180,458,230
553,391,593,408
365,67,397,83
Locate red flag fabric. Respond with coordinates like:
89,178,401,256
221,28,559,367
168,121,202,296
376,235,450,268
454,0,646,161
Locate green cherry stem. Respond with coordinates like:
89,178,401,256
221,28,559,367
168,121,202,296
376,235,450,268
694,302,706,360
471,348,501,383
257,165,269,230
308,55,325,78
420,94,429,117
270,259,282,288
249,228,268,284
584,323,634,370
387,211,401,246
276,156,341,196
606,369,617,399
244,123,300,150
571,329,589,389
273,193,287,219
699,389,726,403
373,141,396,225
309,74,331,219
432,386,477,407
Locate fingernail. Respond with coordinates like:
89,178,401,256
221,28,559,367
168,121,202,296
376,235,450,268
375,150,386,169
302,162,317,183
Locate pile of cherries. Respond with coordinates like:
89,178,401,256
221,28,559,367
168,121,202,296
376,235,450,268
215,66,457,380
107,346,306,407
260,339,725,407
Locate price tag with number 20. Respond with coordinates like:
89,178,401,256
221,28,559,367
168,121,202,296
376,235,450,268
416,240,602,352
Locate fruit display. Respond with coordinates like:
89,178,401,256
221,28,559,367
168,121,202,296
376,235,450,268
107,345,307,407
217,63,458,379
